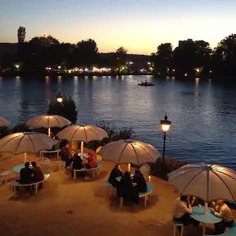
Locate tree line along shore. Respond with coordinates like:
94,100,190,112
1,27,236,81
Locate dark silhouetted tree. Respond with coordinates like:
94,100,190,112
47,96,78,124
29,35,60,47
17,26,26,43
172,39,211,77
71,39,98,67
153,43,173,75
211,34,236,79
115,47,128,72
22,35,60,71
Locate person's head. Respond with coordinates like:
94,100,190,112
73,152,78,157
115,164,121,170
31,161,37,167
65,143,70,148
216,199,225,206
88,153,93,159
25,162,30,168
180,195,188,203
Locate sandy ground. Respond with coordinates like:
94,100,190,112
0,151,235,236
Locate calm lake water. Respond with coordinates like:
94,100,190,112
1,75,236,169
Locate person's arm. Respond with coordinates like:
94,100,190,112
211,201,216,207
183,203,192,214
30,169,34,177
213,206,224,218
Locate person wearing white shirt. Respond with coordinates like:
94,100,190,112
173,196,200,228
210,199,234,234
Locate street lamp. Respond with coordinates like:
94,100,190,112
56,92,63,103
160,114,171,163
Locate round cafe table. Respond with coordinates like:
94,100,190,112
191,206,221,236
13,164,25,173
13,164,33,173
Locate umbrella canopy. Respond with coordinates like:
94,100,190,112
167,163,236,203
26,115,71,136
98,139,161,166
0,116,10,127
0,132,57,155
57,125,108,142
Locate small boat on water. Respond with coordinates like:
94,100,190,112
138,80,155,86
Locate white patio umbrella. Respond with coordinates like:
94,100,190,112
26,115,71,136
0,132,57,162
168,163,236,215
98,139,162,171
57,125,109,155
0,116,10,127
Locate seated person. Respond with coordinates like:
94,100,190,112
187,195,199,207
108,164,123,188
31,161,44,182
18,162,34,184
61,143,72,167
132,168,147,192
50,132,55,140
31,161,44,189
117,171,139,204
210,199,234,234
72,152,83,177
86,152,97,169
173,195,199,228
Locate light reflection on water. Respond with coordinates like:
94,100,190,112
0,75,236,169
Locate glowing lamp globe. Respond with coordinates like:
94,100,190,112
160,115,171,133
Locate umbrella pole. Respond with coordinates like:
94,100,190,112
24,153,27,163
128,163,131,172
204,202,208,215
81,141,84,156
48,128,51,137
205,166,209,215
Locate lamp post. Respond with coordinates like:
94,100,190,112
56,92,63,103
160,114,171,164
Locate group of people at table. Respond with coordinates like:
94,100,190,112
108,164,147,204
60,143,98,177
173,195,234,234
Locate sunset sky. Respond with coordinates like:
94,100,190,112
1,0,236,54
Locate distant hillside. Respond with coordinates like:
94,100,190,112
0,43,18,56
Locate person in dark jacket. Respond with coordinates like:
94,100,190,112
31,161,44,189
72,152,84,178
18,162,34,184
117,171,139,204
108,164,123,188
132,169,147,192
31,161,44,182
